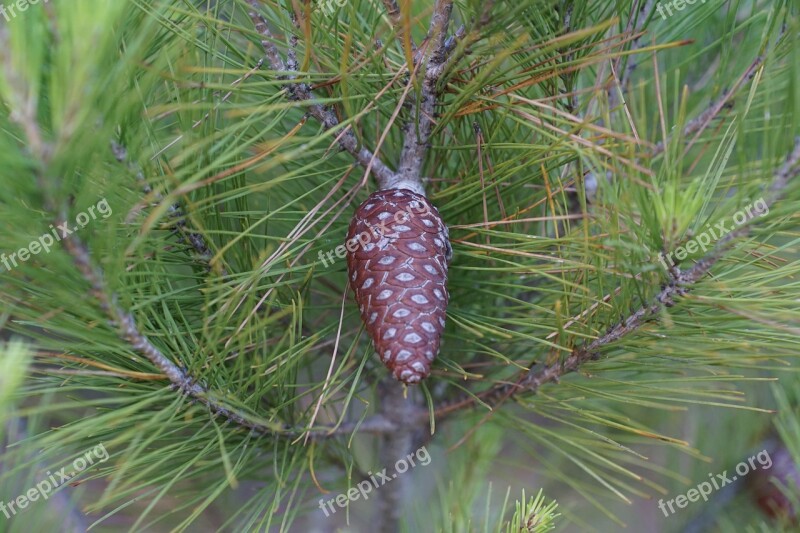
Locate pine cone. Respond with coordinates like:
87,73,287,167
346,188,451,384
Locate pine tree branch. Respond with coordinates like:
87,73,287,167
1,48,403,441
608,0,655,110
111,140,219,272
245,0,465,197
382,0,416,52
381,0,402,29
59,230,405,438
650,55,760,157
392,0,455,195
651,23,785,157
61,236,222,398
440,0,489,63
431,137,800,420
375,380,416,533
245,0,396,188
246,2,286,73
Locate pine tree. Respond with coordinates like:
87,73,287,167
1,0,799,531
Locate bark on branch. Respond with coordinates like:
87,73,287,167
382,0,416,52
392,0,455,195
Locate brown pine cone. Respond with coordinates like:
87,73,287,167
346,188,451,384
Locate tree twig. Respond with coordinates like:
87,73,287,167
60,229,405,438
393,0,455,195
376,379,417,533
607,0,655,110
245,0,396,188
111,141,219,272
431,137,800,420
438,0,490,71
3,31,403,441
382,0,416,52
651,24,785,157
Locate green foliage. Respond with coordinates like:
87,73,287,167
0,341,30,433
502,489,559,533
0,0,798,531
